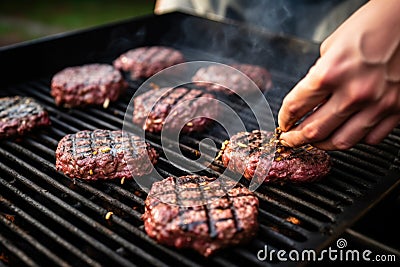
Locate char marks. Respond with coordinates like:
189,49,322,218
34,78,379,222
0,96,50,139
143,175,259,256
56,129,158,180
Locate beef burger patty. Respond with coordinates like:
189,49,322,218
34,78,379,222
143,175,259,257
221,130,331,183
113,46,185,79
0,96,50,139
192,63,272,95
51,64,127,107
133,87,219,133
56,129,158,181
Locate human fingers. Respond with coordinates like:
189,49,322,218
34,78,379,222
362,82,400,144
364,114,400,145
294,88,400,150
278,63,333,131
279,90,361,147
312,106,389,150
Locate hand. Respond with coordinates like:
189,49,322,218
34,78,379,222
278,0,400,150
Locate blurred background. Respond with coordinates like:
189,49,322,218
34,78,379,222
0,0,155,47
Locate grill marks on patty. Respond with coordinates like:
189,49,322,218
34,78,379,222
56,129,158,180
0,96,50,139
221,130,332,183
133,87,219,133
113,46,185,79
143,175,259,257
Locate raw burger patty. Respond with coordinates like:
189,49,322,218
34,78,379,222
192,63,272,95
51,64,128,107
56,129,158,180
221,130,331,183
0,96,50,139
113,46,185,79
143,175,259,257
133,87,219,133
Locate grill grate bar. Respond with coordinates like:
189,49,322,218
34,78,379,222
329,167,372,191
258,208,314,236
104,183,146,206
280,186,343,213
0,174,138,267
258,213,306,244
355,144,397,161
330,151,386,178
259,186,337,223
343,148,393,170
32,80,129,126
257,225,298,250
86,108,125,126
320,177,363,197
73,180,143,220
0,181,138,266
254,192,326,230
207,257,241,267
17,85,97,130
230,248,269,267
0,232,40,267
22,137,55,158
49,116,81,134
0,201,73,267
307,183,354,205
383,136,400,149
107,217,206,267
0,160,166,267
69,108,120,130
0,196,102,267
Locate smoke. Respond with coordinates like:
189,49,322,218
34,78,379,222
241,0,367,41
242,0,293,37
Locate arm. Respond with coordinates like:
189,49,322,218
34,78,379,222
278,0,400,150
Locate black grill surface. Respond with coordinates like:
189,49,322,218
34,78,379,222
0,12,399,266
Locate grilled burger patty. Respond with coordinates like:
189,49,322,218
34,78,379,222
113,46,185,79
133,87,219,133
56,129,158,180
0,96,50,139
192,63,272,95
51,64,128,107
221,130,331,183
143,175,259,257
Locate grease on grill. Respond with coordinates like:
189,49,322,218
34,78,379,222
1,213,15,223
105,211,114,220
286,216,301,225
0,252,9,264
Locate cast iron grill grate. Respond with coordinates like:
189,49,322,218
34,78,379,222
0,12,399,267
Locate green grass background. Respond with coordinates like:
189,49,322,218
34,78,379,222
0,0,155,46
